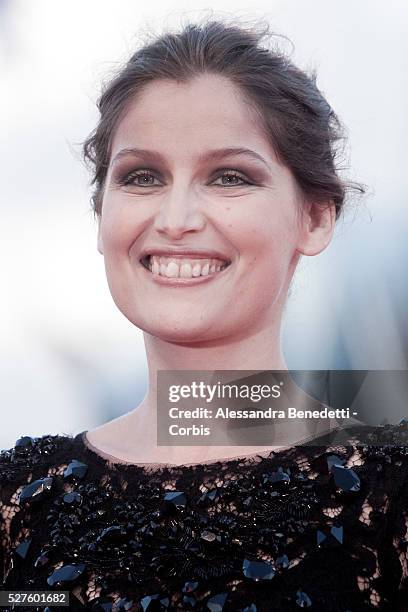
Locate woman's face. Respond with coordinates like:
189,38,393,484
98,73,318,343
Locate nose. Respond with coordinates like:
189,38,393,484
153,187,206,239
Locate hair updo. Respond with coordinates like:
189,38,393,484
82,18,364,219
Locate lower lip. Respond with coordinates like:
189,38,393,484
139,260,232,286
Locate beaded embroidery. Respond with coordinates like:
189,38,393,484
1,425,408,611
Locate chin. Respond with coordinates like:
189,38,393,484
133,315,225,343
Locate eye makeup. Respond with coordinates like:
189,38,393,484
110,161,269,189
114,167,257,188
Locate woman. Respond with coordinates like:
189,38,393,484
1,18,407,612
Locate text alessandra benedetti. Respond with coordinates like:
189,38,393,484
168,407,351,420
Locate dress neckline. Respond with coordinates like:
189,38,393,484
77,374,344,470
77,428,330,471
79,429,300,469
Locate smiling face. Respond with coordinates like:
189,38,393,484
97,73,333,343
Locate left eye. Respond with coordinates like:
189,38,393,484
212,171,249,186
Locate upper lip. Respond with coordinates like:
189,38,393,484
139,246,231,262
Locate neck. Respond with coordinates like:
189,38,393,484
141,319,288,412
116,315,300,463
88,316,329,465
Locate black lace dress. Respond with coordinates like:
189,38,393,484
1,425,408,612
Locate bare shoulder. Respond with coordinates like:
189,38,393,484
84,411,142,461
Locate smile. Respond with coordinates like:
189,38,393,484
139,255,232,285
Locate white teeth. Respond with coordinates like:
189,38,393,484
165,262,180,277
145,254,230,278
180,263,192,278
192,263,201,277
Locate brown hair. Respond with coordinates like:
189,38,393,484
82,18,365,219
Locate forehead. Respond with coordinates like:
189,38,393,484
110,74,277,164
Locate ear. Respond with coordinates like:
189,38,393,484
296,201,336,256
97,218,103,255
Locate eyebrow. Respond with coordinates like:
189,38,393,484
110,146,270,169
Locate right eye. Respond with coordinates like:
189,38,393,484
120,169,161,187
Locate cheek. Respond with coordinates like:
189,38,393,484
227,212,298,304
225,193,298,248
100,213,139,257
235,217,295,267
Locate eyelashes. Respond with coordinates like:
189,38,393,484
116,168,254,188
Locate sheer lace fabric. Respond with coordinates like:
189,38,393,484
1,425,408,611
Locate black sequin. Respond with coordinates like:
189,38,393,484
0,424,408,611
